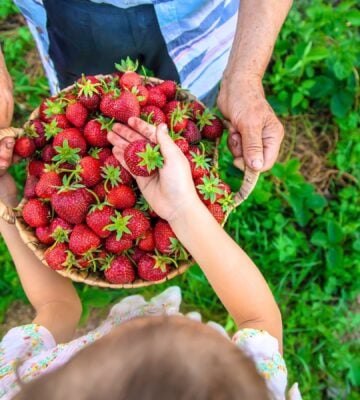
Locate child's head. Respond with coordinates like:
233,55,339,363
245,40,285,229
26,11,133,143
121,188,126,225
16,316,269,399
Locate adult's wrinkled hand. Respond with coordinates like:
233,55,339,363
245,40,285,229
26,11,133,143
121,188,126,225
217,75,284,172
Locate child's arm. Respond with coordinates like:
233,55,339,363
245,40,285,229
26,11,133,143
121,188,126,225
0,137,82,343
109,118,282,348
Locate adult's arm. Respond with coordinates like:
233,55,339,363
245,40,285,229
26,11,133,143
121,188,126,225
218,0,293,171
0,47,14,128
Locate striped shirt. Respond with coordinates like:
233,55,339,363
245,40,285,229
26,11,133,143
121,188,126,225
13,0,239,101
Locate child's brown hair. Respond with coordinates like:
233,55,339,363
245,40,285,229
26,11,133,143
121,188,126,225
15,316,269,399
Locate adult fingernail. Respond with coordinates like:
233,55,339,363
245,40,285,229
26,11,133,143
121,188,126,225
6,140,15,149
251,159,263,170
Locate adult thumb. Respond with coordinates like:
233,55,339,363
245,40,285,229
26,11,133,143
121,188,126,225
241,127,264,171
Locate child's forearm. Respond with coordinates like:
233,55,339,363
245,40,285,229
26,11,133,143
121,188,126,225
0,219,81,342
170,198,282,345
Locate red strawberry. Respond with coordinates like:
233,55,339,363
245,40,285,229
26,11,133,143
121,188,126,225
97,148,113,165
93,182,107,202
14,137,36,158
138,229,155,252
137,254,170,282
36,226,55,245
66,101,88,128
185,150,211,179
42,145,57,163
157,80,177,100
84,117,112,147
105,233,133,253
29,119,47,149
197,110,224,140
39,97,66,123
51,187,93,224
196,175,231,206
134,85,149,106
182,120,201,143
28,160,45,177
79,156,102,187
79,93,100,111
103,155,133,185
122,208,150,239
174,137,189,153
77,75,101,111
207,203,225,224
141,105,166,125
86,204,115,238
49,217,73,243
104,255,135,284
147,87,167,108
107,185,136,209
24,175,38,199
100,91,140,123
69,224,101,255
124,139,163,177
188,101,205,119
50,114,71,129
44,243,68,270
104,154,121,168
163,100,181,116
154,220,176,255
120,72,142,90
167,104,189,133
53,128,87,156
35,171,61,199
22,199,50,228
132,247,146,264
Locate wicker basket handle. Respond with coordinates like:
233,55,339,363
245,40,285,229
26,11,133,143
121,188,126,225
0,127,23,224
232,157,260,206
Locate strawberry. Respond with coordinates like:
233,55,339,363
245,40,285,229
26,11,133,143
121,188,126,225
51,181,93,224
197,110,224,140
132,247,146,264
141,105,166,125
86,204,115,238
79,156,102,187
39,97,66,123
103,155,133,185
115,58,142,90
120,208,150,239
42,144,57,163
107,185,136,209
137,254,170,282
186,149,211,179
35,171,61,199
28,160,45,177
93,181,107,202
53,128,87,156
44,243,69,270
22,199,50,227
77,75,101,111
103,255,135,284
65,101,88,128
174,137,189,153
104,154,121,168
188,101,205,119
28,119,47,149
36,226,55,245
157,80,177,100
138,229,155,252
105,233,133,253
100,91,140,123
154,220,176,255
182,120,201,143
49,114,71,129
84,117,112,147
207,203,225,224
49,217,72,244
147,87,167,108
69,224,101,256
167,104,189,133
97,148,113,165
133,85,149,106
124,139,163,177
24,175,38,199
14,137,36,158
163,100,181,116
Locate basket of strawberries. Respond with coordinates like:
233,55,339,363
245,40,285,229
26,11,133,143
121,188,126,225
0,59,259,288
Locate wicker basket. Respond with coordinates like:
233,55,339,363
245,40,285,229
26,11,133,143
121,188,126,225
0,75,259,289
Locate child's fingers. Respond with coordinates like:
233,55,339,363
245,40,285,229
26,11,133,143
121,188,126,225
156,124,182,161
128,117,157,143
0,137,15,170
107,131,130,148
112,122,144,142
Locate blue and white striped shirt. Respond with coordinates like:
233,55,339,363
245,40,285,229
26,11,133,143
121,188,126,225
14,0,239,101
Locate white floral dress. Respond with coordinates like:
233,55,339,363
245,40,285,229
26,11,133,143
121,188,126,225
0,287,301,400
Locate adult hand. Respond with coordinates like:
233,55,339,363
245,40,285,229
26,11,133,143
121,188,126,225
0,136,18,207
217,74,284,172
0,54,14,129
108,118,199,222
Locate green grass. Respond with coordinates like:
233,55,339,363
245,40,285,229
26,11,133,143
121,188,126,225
0,0,359,398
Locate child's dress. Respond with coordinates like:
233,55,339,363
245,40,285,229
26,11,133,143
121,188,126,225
0,287,301,400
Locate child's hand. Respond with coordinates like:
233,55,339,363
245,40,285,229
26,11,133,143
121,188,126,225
0,137,18,207
108,118,200,222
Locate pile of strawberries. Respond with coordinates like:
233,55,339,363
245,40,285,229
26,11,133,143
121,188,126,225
14,58,234,285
